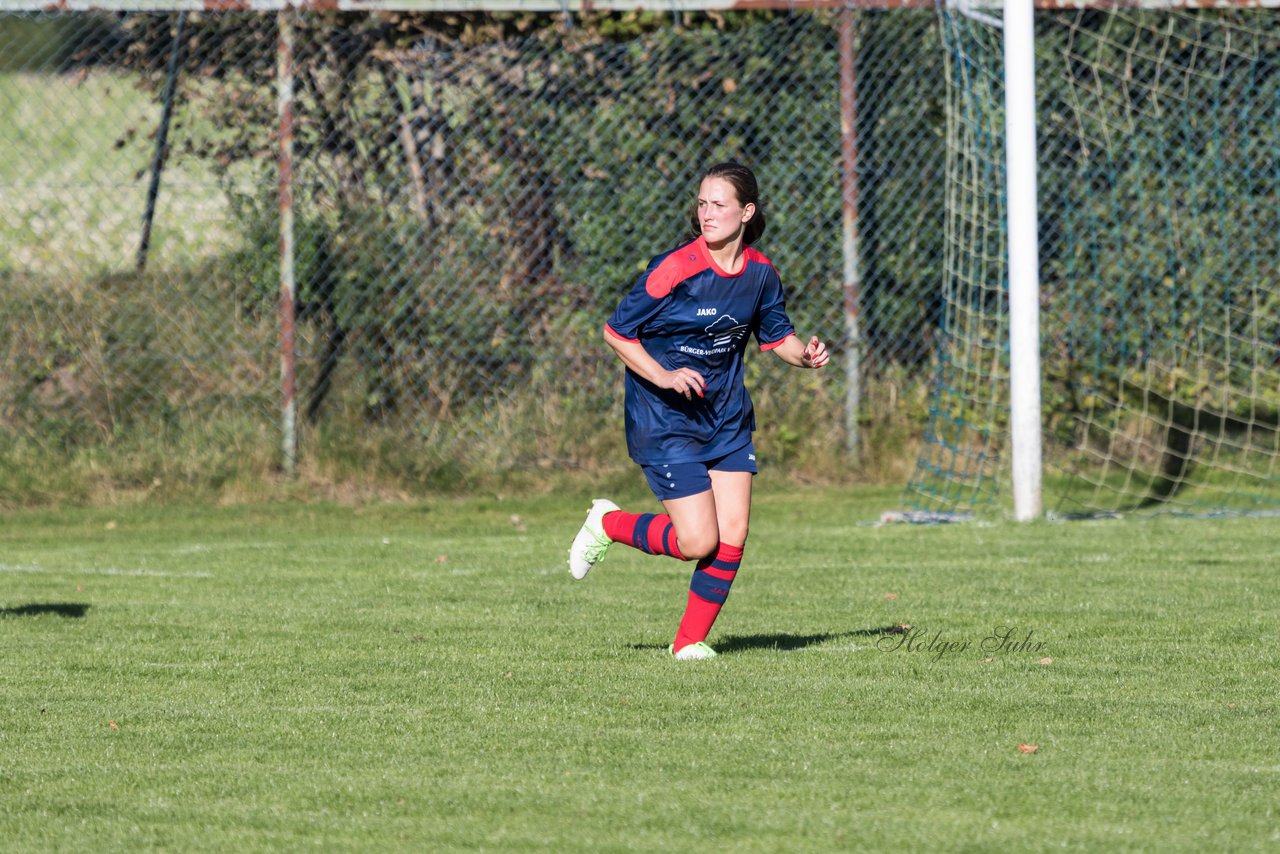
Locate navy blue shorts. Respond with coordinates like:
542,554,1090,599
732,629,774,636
640,443,757,502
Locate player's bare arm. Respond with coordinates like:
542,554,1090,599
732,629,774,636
769,334,829,369
603,328,707,399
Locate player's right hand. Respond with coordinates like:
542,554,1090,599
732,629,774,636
660,367,707,400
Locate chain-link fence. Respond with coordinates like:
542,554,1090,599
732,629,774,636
0,9,946,487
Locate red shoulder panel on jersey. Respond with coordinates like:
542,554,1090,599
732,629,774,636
644,240,709,299
744,246,774,268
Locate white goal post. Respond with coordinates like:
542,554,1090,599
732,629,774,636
1002,0,1042,521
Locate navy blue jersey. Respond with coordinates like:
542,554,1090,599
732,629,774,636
605,235,796,465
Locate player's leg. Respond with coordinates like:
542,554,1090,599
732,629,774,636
567,462,711,580
671,462,753,657
601,503,693,560
657,486,720,561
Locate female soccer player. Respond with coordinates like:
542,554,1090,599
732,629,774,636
567,162,829,660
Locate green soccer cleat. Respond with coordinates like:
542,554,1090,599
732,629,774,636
668,641,718,661
567,498,619,580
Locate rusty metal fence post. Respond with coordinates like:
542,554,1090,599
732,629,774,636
838,5,862,462
277,8,297,477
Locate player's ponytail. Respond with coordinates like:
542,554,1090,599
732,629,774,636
685,161,767,246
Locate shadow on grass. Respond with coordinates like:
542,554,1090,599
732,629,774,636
0,603,90,618
629,624,907,654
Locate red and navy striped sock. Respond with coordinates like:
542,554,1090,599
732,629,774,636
602,510,685,560
672,542,743,651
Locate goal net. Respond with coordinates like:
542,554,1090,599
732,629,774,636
908,3,1280,517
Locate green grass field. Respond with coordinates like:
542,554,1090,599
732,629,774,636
1,485,1278,851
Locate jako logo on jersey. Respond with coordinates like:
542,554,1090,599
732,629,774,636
696,308,717,317
704,314,749,348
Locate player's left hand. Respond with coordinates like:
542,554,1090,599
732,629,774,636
801,336,829,369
